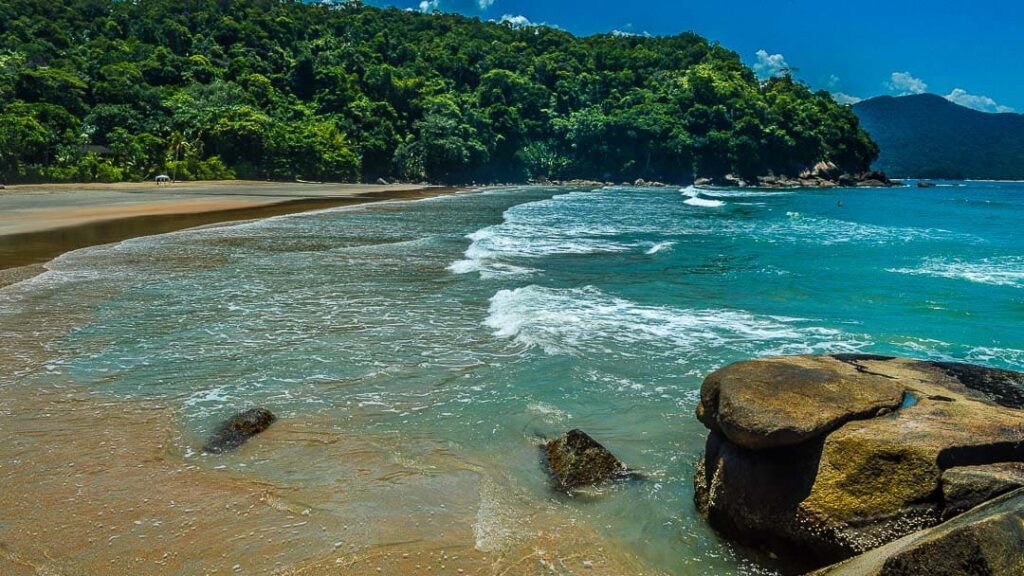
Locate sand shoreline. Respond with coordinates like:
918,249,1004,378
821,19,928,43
0,181,465,284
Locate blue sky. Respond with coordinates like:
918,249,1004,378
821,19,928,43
365,0,1024,113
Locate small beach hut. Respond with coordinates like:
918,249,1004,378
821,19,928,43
155,174,171,185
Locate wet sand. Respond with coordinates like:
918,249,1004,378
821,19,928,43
0,381,652,575
0,181,461,276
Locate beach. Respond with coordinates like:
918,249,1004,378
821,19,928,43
0,181,460,286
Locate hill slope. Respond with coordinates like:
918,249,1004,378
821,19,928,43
854,94,1024,179
0,0,877,184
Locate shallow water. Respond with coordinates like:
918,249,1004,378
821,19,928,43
3,182,1023,574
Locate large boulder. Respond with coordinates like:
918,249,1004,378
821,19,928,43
812,488,1024,576
203,408,277,453
693,355,1024,569
545,429,629,491
696,354,905,449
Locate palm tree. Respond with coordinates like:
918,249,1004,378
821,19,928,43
168,131,188,183
167,131,203,182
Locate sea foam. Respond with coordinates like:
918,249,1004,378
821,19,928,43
681,186,725,207
887,256,1024,288
484,285,867,358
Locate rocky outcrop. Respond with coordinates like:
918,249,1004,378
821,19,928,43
941,462,1024,519
690,169,898,189
545,429,629,491
812,488,1024,576
693,355,1024,569
203,408,277,453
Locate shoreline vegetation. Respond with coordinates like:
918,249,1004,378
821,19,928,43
3,0,878,188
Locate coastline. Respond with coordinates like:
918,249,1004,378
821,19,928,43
0,181,465,286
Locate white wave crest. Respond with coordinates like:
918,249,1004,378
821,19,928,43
887,256,1024,288
681,186,725,208
449,190,660,277
645,241,677,255
484,285,867,357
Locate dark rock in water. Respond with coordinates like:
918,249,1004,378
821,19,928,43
916,181,936,188
545,429,628,491
693,355,1024,570
203,408,276,453
941,462,1024,519
812,487,1024,576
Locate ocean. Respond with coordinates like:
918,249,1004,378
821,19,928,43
2,181,1022,574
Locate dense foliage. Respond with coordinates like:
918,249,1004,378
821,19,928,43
854,94,1024,179
0,0,878,184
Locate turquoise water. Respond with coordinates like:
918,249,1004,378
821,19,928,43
3,181,1024,574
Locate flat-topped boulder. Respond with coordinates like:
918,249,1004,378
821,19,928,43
696,354,906,449
693,355,1024,570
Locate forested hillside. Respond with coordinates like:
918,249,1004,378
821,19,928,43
854,94,1024,180
0,0,877,184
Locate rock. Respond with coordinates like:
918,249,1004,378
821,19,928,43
203,408,277,453
917,181,936,188
694,177,713,186
633,178,647,187
693,355,1024,569
941,463,1024,519
723,174,748,187
811,488,1024,576
857,179,889,187
697,355,906,450
375,177,389,185
835,173,855,186
545,429,628,491
811,161,843,180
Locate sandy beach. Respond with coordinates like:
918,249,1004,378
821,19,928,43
0,181,461,284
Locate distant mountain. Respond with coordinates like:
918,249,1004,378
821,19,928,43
853,94,1024,179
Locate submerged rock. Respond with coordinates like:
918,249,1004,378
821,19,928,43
203,408,277,453
812,487,1024,576
545,429,628,491
693,355,1024,569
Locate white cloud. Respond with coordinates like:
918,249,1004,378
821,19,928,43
887,71,927,95
832,92,863,105
944,88,1014,113
478,0,496,9
826,74,841,89
499,14,532,27
753,50,789,80
418,0,441,12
